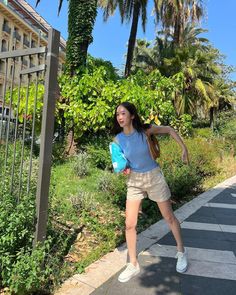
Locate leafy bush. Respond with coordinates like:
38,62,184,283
96,171,127,207
193,128,214,139
87,144,112,170
0,194,35,253
170,114,193,137
218,118,236,140
58,68,185,139
158,136,224,200
216,109,236,131
83,134,113,170
2,243,51,295
73,152,91,177
164,162,201,198
69,189,97,212
0,142,39,200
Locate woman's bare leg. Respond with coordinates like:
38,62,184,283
125,199,142,265
157,199,184,252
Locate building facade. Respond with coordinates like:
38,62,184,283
0,0,66,116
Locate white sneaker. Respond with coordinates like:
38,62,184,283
175,249,188,273
118,262,140,283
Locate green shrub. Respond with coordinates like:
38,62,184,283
0,193,38,292
58,69,185,139
0,142,38,198
96,171,127,207
192,118,210,128
186,138,220,177
216,109,236,131
69,189,97,212
158,136,223,201
193,128,214,139
170,114,193,137
2,243,50,295
218,118,236,140
164,163,201,199
73,152,90,177
86,144,112,170
82,134,113,170
0,193,36,253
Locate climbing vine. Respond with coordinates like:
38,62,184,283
66,0,98,74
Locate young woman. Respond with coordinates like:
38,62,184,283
112,102,189,283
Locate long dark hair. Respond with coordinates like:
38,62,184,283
111,102,150,135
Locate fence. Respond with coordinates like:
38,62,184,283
0,28,60,244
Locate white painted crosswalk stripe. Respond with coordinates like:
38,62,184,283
181,221,236,233
142,245,236,264
142,245,236,280
204,203,236,209
185,260,236,281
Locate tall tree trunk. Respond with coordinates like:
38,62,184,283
209,107,215,130
173,1,184,47
173,13,184,46
67,0,97,75
173,18,180,45
124,1,140,77
66,0,97,150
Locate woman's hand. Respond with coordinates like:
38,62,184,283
123,168,131,175
182,148,189,165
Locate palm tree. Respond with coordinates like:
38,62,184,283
36,0,98,75
132,25,225,118
169,46,222,116
154,0,204,46
132,39,158,73
99,0,149,77
131,35,173,74
99,0,204,76
132,25,207,76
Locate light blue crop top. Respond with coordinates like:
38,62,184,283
115,129,158,173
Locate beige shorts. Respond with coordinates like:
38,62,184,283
127,167,171,202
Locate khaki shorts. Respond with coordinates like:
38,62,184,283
127,167,171,202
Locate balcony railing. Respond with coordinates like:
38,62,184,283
31,40,37,48
2,23,11,34
22,58,28,66
13,31,21,42
0,71,5,83
1,46,7,52
23,37,30,47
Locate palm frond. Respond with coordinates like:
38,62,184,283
58,0,64,15
36,0,64,15
195,78,209,101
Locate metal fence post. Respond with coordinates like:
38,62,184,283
34,28,60,245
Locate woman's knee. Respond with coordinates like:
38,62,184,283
125,220,137,231
164,213,178,225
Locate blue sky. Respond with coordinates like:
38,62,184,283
27,0,236,80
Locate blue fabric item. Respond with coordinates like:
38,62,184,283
109,141,128,173
115,130,158,173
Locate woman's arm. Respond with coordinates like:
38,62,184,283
148,125,189,164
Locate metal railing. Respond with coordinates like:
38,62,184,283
23,37,30,47
2,23,11,34
31,40,37,48
1,45,7,52
0,28,60,245
22,57,28,66
13,31,21,42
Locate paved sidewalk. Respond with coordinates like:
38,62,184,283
55,175,236,295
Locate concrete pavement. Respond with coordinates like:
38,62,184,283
55,175,236,295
